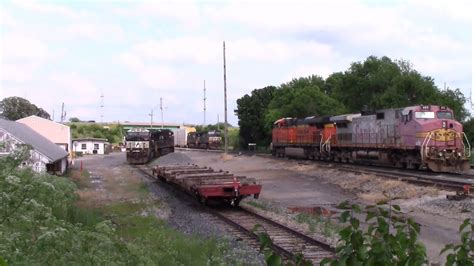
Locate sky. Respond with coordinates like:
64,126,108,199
0,0,472,126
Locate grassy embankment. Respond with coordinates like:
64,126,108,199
67,167,241,265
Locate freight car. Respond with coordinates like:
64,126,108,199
152,164,262,206
187,130,222,149
125,128,174,164
271,105,471,173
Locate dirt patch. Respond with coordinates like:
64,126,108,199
330,173,439,203
220,153,235,161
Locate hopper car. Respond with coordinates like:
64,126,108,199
187,130,222,149
152,164,262,206
271,105,471,173
125,128,174,164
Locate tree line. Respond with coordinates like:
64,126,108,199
0,97,51,120
236,56,470,148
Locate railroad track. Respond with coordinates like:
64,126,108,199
213,207,335,264
315,163,474,191
131,163,336,264
177,148,474,191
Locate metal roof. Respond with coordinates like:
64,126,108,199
0,118,68,162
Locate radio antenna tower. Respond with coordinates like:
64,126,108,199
100,93,104,123
203,80,207,127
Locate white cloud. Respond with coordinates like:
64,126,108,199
63,23,124,40
129,37,336,65
12,1,90,19
2,34,50,62
113,2,201,28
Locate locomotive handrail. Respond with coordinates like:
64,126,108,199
420,131,434,162
462,132,471,157
319,132,324,153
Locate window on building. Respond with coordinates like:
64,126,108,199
94,144,99,150
81,144,86,150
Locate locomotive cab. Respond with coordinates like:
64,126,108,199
399,105,470,172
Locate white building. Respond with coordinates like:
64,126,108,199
17,115,71,152
72,138,107,155
0,118,69,174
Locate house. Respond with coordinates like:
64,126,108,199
17,115,71,152
72,138,108,155
0,118,69,174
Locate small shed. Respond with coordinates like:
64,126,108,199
72,138,107,155
0,118,69,174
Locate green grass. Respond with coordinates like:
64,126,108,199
295,213,340,237
97,200,239,265
245,200,269,210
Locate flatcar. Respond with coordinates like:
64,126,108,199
186,130,222,149
152,164,262,206
271,105,471,173
125,128,174,164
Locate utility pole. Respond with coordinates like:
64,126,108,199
223,41,228,154
203,80,207,128
217,114,220,131
52,110,55,121
60,102,65,122
149,109,153,129
160,97,164,129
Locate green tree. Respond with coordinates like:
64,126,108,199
69,117,81,123
463,118,474,144
264,76,345,132
330,56,468,120
0,96,50,120
236,86,276,147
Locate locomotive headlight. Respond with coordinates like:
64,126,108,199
442,121,447,128
458,152,462,157
438,152,443,157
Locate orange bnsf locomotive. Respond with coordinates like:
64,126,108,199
271,105,471,173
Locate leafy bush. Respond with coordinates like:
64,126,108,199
0,149,238,264
322,200,427,265
70,124,123,144
440,218,473,266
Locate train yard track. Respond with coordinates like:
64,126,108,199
132,163,336,264
213,207,335,264
177,147,474,192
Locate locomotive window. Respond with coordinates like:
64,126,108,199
437,111,453,119
415,111,434,119
376,113,384,120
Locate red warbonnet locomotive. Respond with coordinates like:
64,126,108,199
271,105,471,173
